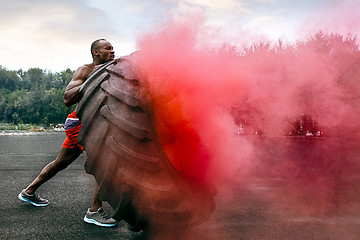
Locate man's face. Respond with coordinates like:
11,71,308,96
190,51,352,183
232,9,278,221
96,40,115,64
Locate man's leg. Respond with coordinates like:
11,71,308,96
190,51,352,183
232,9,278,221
25,147,82,195
83,183,117,227
90,184,102,212
19,146,82,206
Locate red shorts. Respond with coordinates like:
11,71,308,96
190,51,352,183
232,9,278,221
62,111,84,151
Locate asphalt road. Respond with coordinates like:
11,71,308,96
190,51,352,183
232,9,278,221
1,132,360,239
0,132,145,240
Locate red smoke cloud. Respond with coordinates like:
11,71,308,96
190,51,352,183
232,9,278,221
133,16,255,189
130,7,360,236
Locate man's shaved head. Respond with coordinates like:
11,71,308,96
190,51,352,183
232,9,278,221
91,39,107,57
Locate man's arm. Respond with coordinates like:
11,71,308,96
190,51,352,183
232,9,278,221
64,65,94,107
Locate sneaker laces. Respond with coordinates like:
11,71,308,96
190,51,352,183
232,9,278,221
25,191,42,201
33,193,43,201
98,208,112,220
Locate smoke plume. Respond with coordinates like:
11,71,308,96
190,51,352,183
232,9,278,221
130,5,360,239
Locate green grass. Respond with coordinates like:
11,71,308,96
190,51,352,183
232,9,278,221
0,123,43,131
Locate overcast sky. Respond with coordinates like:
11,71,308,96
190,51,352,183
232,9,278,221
1,0,358,72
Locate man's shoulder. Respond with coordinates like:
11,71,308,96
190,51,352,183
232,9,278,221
69,64,94,82
74,64,95,76
77,64,95,71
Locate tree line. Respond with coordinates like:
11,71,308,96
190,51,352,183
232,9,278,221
0,66,75,125
1,32,358,127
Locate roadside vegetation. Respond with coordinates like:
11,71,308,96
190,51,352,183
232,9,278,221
0,66,75,130
1,32,358,132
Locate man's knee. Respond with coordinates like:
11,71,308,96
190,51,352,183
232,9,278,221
53,148,79,170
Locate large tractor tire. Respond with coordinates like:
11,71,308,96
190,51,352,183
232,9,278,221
76,56,215,231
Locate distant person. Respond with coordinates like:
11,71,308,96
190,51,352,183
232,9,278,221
18,39,117,227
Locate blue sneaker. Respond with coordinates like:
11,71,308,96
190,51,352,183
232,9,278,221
18,189,49,207
84,207,117,227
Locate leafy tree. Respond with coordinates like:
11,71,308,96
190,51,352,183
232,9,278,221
0,66,21,91
0,65,74,125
